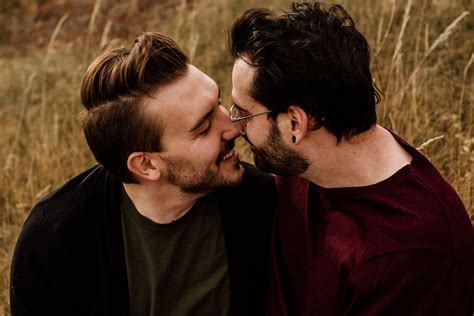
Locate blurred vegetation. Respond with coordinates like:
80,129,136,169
0,0,472,313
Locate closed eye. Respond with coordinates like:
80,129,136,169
234,104,249,117
199,124,211,136
194,98,220,138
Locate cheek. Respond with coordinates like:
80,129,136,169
246,124,268,146
193,137,222,161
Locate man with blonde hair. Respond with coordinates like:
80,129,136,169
11,32,274,315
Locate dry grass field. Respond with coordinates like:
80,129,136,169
0,0,472,314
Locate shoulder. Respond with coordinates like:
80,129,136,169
11,165,124,312
14,165,115,253
390,130,467,214
382,130,472,250
37,165,112,231
40,164,108,205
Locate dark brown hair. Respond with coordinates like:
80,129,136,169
80,32,188,183
229,2,381,141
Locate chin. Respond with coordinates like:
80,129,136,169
222,163,244,186
228,164,244,184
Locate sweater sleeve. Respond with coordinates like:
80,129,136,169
10,203,62,315
344,249,472,316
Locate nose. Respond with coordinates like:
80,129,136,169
218,105,240,140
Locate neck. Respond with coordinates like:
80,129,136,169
300,125,412,188
122,182,203,224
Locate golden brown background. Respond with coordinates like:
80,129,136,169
0,0,472,313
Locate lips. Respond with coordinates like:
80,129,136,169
222,148,236,160
218,141,236,163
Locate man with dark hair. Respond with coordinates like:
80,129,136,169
229,2,473,315
11,32,275,315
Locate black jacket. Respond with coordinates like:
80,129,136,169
10,163,275,315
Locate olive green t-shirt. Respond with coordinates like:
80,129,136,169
121,189,230,316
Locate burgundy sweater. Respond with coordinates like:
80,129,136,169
267,135,474,315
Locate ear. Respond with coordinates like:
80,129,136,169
286,105,308,144
127,152,161,182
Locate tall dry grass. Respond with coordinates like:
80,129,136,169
0,0,472,314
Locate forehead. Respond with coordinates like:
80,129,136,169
231,58,259,111
145,64,218,133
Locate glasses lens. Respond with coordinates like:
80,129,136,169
234,120,246,135
230,105,245,135
230,105,239,121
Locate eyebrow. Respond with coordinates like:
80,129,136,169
232,102,248,113
232,102,242,110
188,88,221,133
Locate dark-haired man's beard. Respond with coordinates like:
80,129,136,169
162,150,243,195
249,121,308,176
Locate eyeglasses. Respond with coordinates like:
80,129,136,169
230,104,272,135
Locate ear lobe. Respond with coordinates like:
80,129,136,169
127,152,161,182
288,105,308,144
